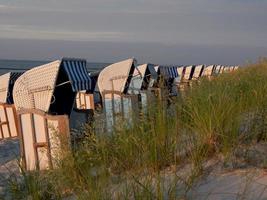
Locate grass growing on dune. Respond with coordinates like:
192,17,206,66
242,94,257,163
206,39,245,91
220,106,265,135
6,59,267,199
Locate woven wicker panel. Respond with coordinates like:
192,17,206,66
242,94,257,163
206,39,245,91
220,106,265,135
219,66,225,74
203,65,214,76
229,66,235,72
177,66,184,77
97,59,135,95
0,73,11,103
13,61,60,112
183,66,193,80
223,66,230,72
192,65,203,79
213,65,220,74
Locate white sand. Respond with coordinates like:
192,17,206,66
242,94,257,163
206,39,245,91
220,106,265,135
1,139,267,199
0,139,20,196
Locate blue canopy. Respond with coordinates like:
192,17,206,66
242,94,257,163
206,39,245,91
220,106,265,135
159,66,179,79
61,58,91,92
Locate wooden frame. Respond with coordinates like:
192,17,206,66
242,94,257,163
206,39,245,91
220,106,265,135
17,109,70,171
76,91,95,110
102,90,139,132
0,103,19,140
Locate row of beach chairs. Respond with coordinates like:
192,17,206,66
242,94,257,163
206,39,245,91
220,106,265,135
0,58,238,171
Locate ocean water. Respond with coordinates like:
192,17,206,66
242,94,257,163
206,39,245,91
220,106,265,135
0,59,109,75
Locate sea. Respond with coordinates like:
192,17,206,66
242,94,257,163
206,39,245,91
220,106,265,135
0,59,110,75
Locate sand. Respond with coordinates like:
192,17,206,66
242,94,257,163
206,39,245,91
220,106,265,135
1,139,267,199
0,139,20,196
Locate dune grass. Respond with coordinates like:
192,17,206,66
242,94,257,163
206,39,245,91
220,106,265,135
6,59,267,199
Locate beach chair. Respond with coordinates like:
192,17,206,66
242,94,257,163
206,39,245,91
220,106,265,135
13,58,92,170
219,66,225,74
97,58,139,132
127,63,158,111
0,72,23,140
213,65,221,75
181,65,194,83
234,66,239,71
192,65,205,80
157,66,179,96
229,66,235,72
202,65,215,78
223,66,230,73
75,71,100,111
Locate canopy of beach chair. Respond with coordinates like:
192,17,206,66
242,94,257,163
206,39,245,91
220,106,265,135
183,65,195,81
202,65,215,77
177,66,185,77
158,66,179,79
143,64,158,89
13,58,91,115
192,65,204,79
219,66,225,74
97,58,137,96
128,64,147,94
213,65,221,75
128,63,159,94
0,72,23,104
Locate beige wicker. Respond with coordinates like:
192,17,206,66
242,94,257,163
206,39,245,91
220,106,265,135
183,66,193,81
202,65,214,77
223,66,230,72
97,58,137,98
177,66,184,77
230,66,235,72
13,60,61,112
0,73,11,103
192,65,204,80
219,66,225,74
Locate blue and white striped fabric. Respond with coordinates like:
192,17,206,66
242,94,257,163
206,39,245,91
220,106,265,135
159,66,179,79
7,72,24,104
61,58,92,92
9,72,24,84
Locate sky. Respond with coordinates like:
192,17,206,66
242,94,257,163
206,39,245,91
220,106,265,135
0,0,267,65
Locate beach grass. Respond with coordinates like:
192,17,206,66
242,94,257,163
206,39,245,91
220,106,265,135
6,58,267,199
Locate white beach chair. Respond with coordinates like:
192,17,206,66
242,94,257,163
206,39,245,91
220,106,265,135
13,58,92,171
97,58,139,132
0,72,23,140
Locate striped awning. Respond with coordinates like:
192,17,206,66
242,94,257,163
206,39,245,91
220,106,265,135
159,66,179,79
7,72,24,104
9,72,24,84
61,58,92,92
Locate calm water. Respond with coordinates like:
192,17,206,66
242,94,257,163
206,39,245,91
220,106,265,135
0,59,110,75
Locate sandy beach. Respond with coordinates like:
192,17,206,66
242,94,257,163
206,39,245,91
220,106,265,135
0,139,20,196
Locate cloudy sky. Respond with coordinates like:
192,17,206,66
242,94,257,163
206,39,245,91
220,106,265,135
0,0,267,65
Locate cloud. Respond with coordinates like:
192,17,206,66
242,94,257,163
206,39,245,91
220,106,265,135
0,25,124,41
0,0,266,47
